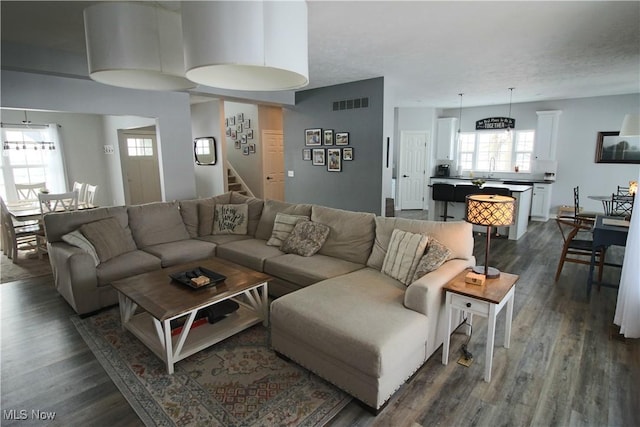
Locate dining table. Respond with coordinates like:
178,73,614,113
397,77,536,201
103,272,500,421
7,200,96,222
587,215,630,296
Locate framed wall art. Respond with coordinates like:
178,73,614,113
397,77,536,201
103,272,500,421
312,148,325,165
243,146,249,155
306,129,322,146
247,129,254,139
302,148,311,161
244,119,251,129
343,147,353,161
336,132,349,146
595,131,640,164
327,148,341,172
323,129,334,145
249,144,256,153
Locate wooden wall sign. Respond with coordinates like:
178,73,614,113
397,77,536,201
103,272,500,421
475,117,515,130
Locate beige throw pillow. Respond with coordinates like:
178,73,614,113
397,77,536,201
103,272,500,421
266,213,309,247
61,230,100,266
79,217,137,263
213,204,248,235
411,238,453,282
381,229,429,286
281,221,330,257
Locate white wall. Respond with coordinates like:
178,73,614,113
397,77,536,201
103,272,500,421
1,70,196,202
191,101,226,197
442,93,640,214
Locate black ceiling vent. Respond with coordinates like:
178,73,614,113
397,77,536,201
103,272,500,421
332,97,369,111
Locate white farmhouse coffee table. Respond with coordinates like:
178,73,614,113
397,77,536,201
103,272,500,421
112,258,271,374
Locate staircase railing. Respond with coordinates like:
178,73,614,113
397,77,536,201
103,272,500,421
226,162,255,197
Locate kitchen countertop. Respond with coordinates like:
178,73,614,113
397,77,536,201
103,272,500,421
429,177,535,193
430,176,555,185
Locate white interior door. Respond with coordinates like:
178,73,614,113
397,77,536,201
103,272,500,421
399,131,428,210
262,130,284,201
119,131,162,205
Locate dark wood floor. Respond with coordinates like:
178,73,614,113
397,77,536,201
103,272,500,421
1,217,638,427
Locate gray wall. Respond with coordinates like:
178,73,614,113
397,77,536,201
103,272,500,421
284,77,384,214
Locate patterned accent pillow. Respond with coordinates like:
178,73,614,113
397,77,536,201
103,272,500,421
61,230,100,266
79,217,137,263
213,204,248,235
266,212,309,247
411,238,453,282
281,221,330,257
381,229,429,286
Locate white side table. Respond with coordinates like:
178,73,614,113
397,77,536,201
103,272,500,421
442,269,518,382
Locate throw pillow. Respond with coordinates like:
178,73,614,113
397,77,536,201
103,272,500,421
281,221,330,257
213,204,248,235
197,202,216,236
411,238,453,282
266,212,309,247
381,229,429,286
79,217,137,263
61,230,100,266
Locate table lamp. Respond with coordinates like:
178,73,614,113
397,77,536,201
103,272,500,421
465,194,515,278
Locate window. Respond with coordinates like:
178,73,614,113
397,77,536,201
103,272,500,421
0,125,67,202
456,130,535,172
127,137,154,157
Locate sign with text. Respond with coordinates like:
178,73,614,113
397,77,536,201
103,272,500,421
475,117,515,130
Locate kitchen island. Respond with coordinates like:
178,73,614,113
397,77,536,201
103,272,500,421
428,178,533,240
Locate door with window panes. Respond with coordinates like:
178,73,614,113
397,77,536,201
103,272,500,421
119,131,162,204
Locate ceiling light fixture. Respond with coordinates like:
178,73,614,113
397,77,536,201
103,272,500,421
83,3,195,91
506,87,515,134
181,0,309,91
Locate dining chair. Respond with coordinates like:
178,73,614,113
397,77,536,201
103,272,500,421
573,186,598,220
616,185,630,196
554,215,605,283
610,194,634,218
84,184,98,206
0,197,39,262
72,181,87,204
15,182,46,202
36,190,79,259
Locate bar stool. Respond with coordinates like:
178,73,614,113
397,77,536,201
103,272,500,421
454,184,480,203
480,186,511,196
432,183,455,221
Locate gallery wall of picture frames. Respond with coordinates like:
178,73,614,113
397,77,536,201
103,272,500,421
226,112,256,156
303,128,353,172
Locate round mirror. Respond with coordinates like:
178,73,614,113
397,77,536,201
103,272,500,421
194,136,217,165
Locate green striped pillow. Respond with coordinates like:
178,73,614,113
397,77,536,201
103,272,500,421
266,212,309,247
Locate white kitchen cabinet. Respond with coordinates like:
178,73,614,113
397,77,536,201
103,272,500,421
530,183,552,221
534,110,561,163
436,117,458,160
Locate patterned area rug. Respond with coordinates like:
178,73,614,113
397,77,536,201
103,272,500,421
72,308,351,426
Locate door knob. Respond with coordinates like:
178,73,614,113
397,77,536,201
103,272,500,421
266,176,273,180
403,174,409,178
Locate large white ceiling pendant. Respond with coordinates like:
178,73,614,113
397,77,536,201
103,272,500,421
181,0,309,91
84,2,195,91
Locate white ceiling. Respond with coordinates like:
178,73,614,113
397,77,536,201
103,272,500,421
2,1,639,109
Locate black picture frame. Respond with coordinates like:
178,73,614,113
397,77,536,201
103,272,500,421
302,148,311,160
343,147,353,161
323,129,334,145
312,148,325,165
595,131,640,163
305,128,322,146
336,132,349,146
327,148,341,171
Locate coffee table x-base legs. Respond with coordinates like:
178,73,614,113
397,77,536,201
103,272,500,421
117,282,268,374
